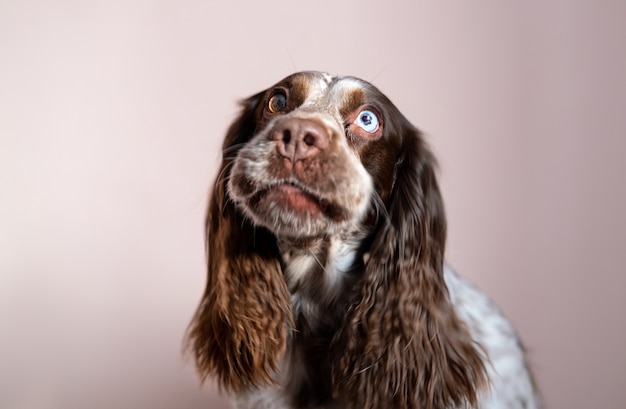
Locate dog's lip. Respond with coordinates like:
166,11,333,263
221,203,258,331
249,181,349,222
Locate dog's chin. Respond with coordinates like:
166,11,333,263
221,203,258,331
244,183,351,239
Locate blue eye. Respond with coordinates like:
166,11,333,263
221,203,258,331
354,109,379,133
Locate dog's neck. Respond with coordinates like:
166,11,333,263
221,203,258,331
276,233,365,332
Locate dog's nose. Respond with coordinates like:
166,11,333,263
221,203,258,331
271,117,329,162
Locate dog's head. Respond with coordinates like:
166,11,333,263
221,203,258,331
227,71,405,240
188,72,486,409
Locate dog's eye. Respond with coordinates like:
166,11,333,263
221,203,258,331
354,109,379,133
268,92,287,113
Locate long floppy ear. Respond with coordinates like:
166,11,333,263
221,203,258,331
332,123,488,409
186,94,293,392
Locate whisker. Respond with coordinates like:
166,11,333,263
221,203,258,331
284,47,298,74
368,67,386,84
307,248,328,275
215,160,235,188
221,142,248,157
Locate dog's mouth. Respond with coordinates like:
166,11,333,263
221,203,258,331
249,182,348,222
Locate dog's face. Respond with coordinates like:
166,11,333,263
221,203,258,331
227,71,405,239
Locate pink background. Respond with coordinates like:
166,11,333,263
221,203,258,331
1,1,625,408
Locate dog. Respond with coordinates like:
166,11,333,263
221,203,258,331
187,71,541,409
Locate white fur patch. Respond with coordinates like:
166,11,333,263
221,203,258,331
326,238,358,295
284,252,316,290
300,76,332,109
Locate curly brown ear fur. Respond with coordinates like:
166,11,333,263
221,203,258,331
186,95,293,392
332,123,488,408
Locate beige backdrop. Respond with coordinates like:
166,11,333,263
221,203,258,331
2,1,625,408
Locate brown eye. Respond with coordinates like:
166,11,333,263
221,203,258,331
268,92,287,113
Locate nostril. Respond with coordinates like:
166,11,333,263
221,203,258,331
282,129,291,145
272,118,328,161
303,133,316,147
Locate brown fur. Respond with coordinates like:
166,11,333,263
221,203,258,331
186,94,294,392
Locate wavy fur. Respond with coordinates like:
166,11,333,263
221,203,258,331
331,121,488,408
187,94,294,392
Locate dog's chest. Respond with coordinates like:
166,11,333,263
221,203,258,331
279,237,361,330
277,238,362,407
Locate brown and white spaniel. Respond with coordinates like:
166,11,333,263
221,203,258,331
187,72,542,409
